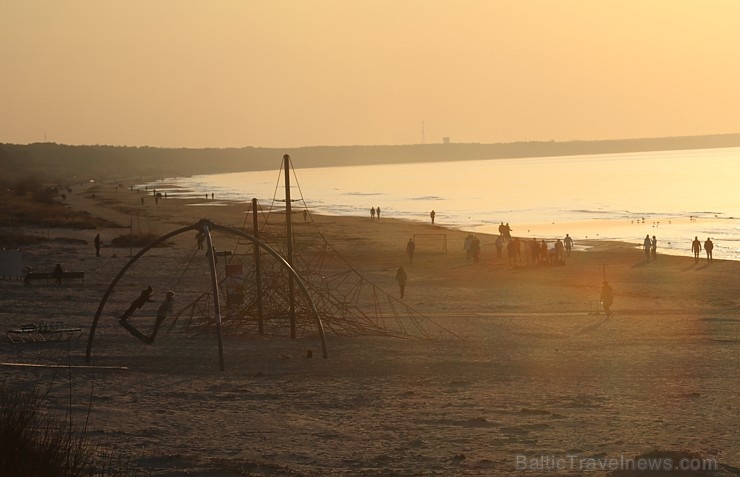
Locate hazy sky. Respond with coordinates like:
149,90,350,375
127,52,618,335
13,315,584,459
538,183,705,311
2,1,739,148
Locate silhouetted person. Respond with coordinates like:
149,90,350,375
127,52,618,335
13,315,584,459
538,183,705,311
691,236,702,264
643,234,652,261
430,210,436,224
651,235,657,260
146,291,175,344
406,238,415,263
94,233,101,257
464,234,473,260
196,231,205,250
376,207,381,220
530,238,539,264
471,236,481,264
120,286,154,322
564,234,573,257
395,266,407,298
600,281,614,318
503,223,513,241
555,238,565,263
303,209,308,222
507,239,517,266
704,237,714,264
371,207,375,219
52,263,64,286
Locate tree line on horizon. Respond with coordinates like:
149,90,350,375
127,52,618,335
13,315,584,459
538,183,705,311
2,133,740,186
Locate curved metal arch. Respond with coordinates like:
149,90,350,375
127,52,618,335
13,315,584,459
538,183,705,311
85,219,328,366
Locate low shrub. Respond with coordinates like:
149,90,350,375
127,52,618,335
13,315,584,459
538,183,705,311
0,380,90,476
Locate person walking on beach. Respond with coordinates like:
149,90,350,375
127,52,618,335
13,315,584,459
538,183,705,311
395,266,407,298
196,231,205,250
406,238,415,263
464,234,473,260
471,236,481,264
564,234,573,257
371,207,375,219
530,238,540,264
704,237,714,264
52,263,64,286
643,235,652,261
651,235,658,260
94,233,101,257
495,235,503,258
430,210,436,224
507,239,517,266
600,281,614,318
555,238,565,263
691,236,702,264
376,207,381,220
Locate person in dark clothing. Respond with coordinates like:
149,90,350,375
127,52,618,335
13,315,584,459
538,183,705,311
406,238,415,263
146,291,175,344
691,236,702,264
704,237,714,264
395,266,407,298
600,281,614,318
120,286,154,322
52,264,64,285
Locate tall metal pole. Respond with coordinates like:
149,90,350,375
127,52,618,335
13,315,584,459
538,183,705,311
252,198,264,335
283,154,296,338
203,223,225,371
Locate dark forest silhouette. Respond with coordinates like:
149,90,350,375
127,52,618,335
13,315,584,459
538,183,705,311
2,133,740,185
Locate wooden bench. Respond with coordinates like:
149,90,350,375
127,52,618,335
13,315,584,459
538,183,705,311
24,271,85,285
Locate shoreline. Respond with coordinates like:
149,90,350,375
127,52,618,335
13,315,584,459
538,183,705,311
64,178,739,312
137,149,740,263
123,191,740,263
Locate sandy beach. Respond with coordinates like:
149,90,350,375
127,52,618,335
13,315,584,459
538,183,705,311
1,180,738,476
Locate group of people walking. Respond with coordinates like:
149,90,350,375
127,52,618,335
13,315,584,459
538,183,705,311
644,234,714,264
393,217,721,302
691,236,714,264
643,235,658,261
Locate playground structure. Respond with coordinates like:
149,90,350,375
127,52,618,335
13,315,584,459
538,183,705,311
86,155,457,370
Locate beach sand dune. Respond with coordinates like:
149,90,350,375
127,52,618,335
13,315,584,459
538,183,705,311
1,181,738,476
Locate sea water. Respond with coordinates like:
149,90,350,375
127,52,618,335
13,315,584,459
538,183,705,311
144,147,740,261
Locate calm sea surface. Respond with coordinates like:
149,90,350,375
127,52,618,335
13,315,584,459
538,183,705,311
146,147,740,261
